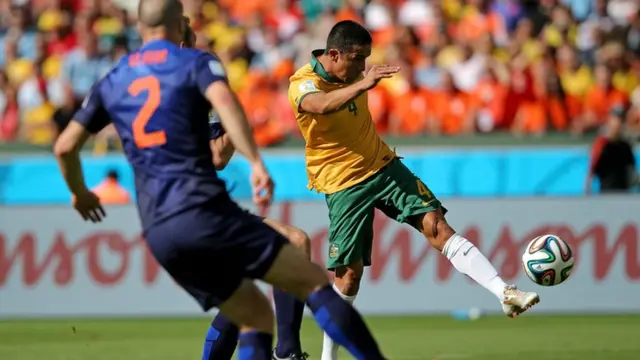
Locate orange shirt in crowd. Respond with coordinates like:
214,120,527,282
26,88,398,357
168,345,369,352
456,9,506,44
427,90,475,135
239,86,286,147
368,86,391,134
390,88,429,135
472,78,508,129
583,86,629,124
92,179,131,205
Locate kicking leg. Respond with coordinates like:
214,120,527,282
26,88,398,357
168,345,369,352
322,261,363,360
416,208,540,317
263,218,310,359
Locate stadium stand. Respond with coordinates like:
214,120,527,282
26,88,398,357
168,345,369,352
0,0,639,149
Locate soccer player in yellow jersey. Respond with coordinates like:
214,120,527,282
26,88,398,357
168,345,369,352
288,21,542,360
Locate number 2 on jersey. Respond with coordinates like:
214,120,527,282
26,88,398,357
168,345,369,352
129,76,166,149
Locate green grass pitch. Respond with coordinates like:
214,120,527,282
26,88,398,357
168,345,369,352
1,315,638,359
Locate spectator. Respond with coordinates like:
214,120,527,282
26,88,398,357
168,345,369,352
427,71,477,135
0,73,19,142
92,169,131,205
1,0,640,147
586,107,638,193
61,32,111,106
581,64,628,133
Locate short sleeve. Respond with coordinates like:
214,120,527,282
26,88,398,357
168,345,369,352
208,111,225,140
194,52,228,96
288,78,322,112
73,83,111,134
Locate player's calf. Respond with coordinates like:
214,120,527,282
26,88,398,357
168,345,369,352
333,262,363,297
215,279,275,360
417,208,539,317
263,244,386,360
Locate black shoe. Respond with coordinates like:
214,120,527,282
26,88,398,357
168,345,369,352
271,349,310,360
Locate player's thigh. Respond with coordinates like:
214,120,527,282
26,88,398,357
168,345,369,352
145,200,288,311
261,243,330,300
374,158,447,230
218,278,274,334
325,183,376,270
262,217,310,257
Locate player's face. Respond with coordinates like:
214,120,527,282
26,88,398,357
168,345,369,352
330,45,371,83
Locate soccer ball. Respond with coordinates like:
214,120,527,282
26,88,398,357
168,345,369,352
521,234,574,286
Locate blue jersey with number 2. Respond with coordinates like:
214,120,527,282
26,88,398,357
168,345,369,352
74,40,230,231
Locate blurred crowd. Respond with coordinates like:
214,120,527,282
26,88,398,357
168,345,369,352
0,0,639,149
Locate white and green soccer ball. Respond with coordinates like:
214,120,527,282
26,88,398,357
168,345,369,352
521,234,574,286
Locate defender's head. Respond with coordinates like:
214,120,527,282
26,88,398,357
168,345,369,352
324,20,372,82
137,0,185,45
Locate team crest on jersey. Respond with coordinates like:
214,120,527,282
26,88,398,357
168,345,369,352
329,244,339,259
299,80,316,94
208,60,225,77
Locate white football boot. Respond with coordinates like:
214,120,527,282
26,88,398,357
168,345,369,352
501,285,540,318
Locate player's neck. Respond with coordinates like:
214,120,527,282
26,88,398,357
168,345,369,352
140,29,181,46
316,55,341,82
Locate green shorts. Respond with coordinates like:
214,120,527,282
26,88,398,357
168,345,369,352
325,158,445,270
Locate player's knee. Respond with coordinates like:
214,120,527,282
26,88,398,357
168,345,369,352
286,227,311,259
421,210,456,251
334,262,364,296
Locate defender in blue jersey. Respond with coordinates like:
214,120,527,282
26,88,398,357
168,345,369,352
53,1,387,359
178,24,309,360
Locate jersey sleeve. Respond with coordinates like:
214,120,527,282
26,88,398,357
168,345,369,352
193,52,228,96
288,77,322,112
208,111,225,140
73,82,111,134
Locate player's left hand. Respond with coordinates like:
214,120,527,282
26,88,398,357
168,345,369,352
250,162,275,208
72,190,106,223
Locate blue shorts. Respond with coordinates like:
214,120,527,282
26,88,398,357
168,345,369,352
144,194,287,311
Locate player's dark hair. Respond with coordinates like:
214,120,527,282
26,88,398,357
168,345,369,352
325,20,372,53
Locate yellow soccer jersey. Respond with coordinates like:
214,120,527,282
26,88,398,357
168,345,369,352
288,50,396,194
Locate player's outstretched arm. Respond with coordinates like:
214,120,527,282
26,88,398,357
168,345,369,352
299,64,400,114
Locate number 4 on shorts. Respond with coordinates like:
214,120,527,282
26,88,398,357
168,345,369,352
416,179,433,200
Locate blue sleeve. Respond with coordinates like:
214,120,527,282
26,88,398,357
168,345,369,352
73,82,111,134
208,111,225,140
193,52,228,96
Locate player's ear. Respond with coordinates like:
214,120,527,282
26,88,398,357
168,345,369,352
327,49,340,62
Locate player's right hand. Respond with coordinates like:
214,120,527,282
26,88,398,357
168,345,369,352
362,64,401,90
250,162,275,208
72,190,106,223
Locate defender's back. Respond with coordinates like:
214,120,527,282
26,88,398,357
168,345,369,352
76,39,229,229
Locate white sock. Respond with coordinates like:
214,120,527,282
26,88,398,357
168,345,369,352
321,283,357,360
442,233,507,300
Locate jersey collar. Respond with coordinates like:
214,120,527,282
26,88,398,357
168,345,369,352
310,49,342,83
